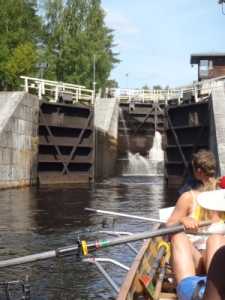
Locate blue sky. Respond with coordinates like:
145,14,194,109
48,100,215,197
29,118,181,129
101,0,225,89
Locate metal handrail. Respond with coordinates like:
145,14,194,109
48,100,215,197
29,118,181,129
20,75,225,106
20,76,95,104
108,76,225,104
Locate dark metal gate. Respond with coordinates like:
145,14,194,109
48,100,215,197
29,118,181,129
118,102,165,155
38,102,94,184
164,101,209,186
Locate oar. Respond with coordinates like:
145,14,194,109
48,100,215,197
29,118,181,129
85,207,166,223
0,221,210,268
139,242,168,298
154,250,171,299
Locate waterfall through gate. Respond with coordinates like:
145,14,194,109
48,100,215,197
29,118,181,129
118,110,164,176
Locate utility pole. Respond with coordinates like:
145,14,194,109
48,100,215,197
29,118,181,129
126,74,129,88
93,55,96,96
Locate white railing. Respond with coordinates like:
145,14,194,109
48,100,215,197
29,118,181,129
108,88,178,103
21,75,225,106
109,76,225,105
20,76,95,104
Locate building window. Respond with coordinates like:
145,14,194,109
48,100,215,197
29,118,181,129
209,60,213,69
200,60,208,78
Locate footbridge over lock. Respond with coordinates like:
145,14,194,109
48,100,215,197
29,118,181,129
0,76,225,189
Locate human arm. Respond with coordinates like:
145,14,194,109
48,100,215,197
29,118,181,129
166,191,199,231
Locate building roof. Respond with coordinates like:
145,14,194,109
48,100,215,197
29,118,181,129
190,51,225,64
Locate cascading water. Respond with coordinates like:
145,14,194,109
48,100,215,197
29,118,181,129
119,108,130,148
147,131,164,175
123,131,164,176
126,152,149,175
148,131,164,161
117,107,164,176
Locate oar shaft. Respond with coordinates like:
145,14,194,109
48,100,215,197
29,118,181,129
148,246,166,279
0,250,56,268
85,207,166,223
59,221,211,253
0,221,211,268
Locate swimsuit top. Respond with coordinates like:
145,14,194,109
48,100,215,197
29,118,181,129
187,191,225,250
188,190,225,222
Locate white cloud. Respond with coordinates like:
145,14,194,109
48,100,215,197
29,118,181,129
104,8,141,35
116,40,145,51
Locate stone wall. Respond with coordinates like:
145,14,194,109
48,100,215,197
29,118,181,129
94,98,119,179
0,92,39,189
209,89,225,176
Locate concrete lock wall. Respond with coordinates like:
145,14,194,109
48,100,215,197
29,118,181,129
94,98,119,179
0,92,39,189
209,89,225,177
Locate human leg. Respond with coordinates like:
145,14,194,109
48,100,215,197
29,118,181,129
170,233,203,284
202,245,225,300
202,234,225,273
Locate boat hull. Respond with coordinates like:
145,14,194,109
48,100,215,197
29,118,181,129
117,224,177,300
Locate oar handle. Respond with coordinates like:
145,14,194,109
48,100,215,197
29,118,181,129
198,220,212,227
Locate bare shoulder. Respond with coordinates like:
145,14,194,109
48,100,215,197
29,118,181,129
176,190,194,206
167,191,194,223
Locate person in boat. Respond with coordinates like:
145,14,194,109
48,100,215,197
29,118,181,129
166,177,225,300
201,245,225,300
179,149,216,195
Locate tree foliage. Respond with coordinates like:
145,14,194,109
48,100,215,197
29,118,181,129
0,0,42,90
106,79,119,88
6,43,38,90
153,84,163,90
0,0,120,92
38,0,120,90
142,84,150,90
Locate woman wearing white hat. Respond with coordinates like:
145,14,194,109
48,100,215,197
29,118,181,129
166,176,225,300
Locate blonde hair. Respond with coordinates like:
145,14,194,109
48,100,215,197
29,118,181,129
197,177,222,221
192,149,216,178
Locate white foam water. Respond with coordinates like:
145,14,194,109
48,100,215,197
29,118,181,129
123,131,164,176
148,131,164,161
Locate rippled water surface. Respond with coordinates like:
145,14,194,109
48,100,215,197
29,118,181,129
0,177,179,299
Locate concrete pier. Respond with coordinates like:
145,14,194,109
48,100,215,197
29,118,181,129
209,89,225,176
94,98,119,179
0,92,39,189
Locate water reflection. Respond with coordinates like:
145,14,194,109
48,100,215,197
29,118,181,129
0,177,179,299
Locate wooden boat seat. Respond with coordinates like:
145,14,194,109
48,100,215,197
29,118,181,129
159,293,178,299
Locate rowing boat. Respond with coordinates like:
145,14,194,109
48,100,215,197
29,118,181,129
84,208,209,300
117,223,177,300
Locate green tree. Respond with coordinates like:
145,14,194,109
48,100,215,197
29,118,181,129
0,0,42,90
142,84,150,90
106,79,118,88
6,43,37,90
153,84,162,90
164,85,170,90
40,0,120,90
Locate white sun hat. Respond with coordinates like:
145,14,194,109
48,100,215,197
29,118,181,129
198,189,225,211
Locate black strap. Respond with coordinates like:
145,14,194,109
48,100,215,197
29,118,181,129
191,279,206,300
